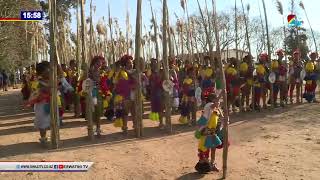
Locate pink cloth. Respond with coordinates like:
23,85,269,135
115,75,135,98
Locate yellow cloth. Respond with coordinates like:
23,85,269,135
226,67,237,76
30,81,39,90
67,70,72,77
205,68,213,77
120,70,128,80
179,116,188,124
198,136,207,152
149,112,160,121
207,111,218,129
57,96,62,107
240,62,248,72
256,64,266,75
247,79,253,85
271,60,279,70
103,100,109,108
306,62,315,73
183,78,193,85
113,72,119,84
108,69,115,79
114,95,123,104
114,118,123,127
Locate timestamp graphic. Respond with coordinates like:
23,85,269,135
0,10,43,22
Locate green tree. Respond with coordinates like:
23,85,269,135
285,27,309,60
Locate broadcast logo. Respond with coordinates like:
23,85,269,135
287,14,303,27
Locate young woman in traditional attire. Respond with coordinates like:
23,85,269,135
225,58,240,112
272,49,288,107
113,55,136,134
148,59,165,128
25,62,54,146
88,56,107,137
239,55,254,111
303,52,318,103
200,57,215,105
289,50,303,104
179,66,196,125
253,53,269,110
194,94,227,173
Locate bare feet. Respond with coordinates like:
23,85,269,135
210,162,220,172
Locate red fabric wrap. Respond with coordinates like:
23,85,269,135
100,75,111,97
198,149,209,160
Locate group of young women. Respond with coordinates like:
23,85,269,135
21,49,319,173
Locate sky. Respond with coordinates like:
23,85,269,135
70,0,320,51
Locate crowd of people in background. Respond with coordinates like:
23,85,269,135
0,69,21,92
0,69,8,91
19,49,319,163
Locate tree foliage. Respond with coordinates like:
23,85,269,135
285,27,309,60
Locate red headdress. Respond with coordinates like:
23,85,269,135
259,52,268,59
276,49,284,56
293,49,301,55
120,55,133,67
90,55,105,68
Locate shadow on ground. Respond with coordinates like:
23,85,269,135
176,172,206,180
0,89,305,159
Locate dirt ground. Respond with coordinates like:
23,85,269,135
0,89,319,180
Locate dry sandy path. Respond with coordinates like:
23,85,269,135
0,89,319,180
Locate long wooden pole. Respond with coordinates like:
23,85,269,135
182,0,192,64
163,0,172,133
276,0,288,105
49,0,59,148
35,23,39,63
212,0,229,178
300,2,318,52
134,0,143,137
108,2,116,65
297,28,303,103
126,0,130,55
262,0,274,108
240,1,254,110
166,6,173,58
186,0,195,63
89,0,93,59
80,0,94,140
149,0,160,69
75,0,81,117
235,0,242,112
234,0,241,74
258,0,266,51
191,18,200,63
